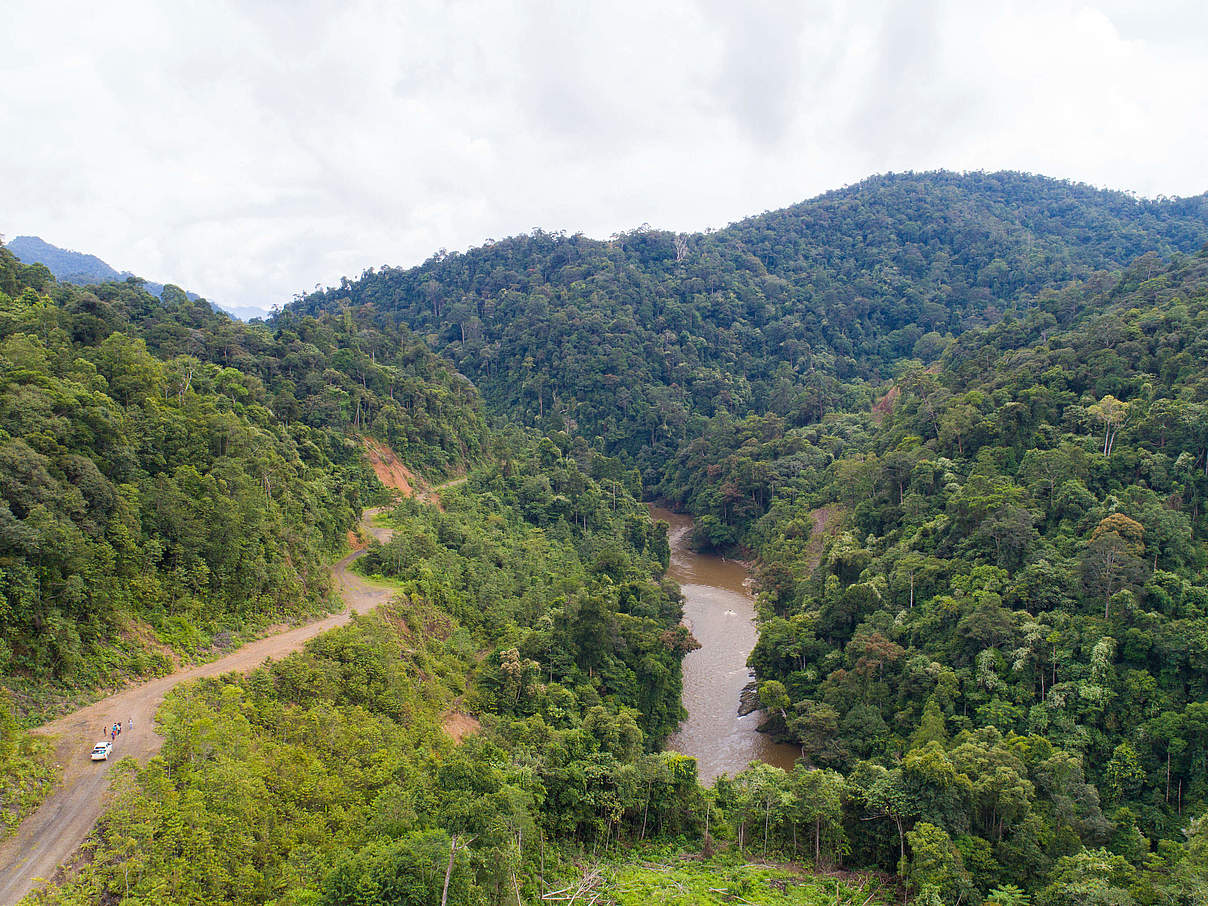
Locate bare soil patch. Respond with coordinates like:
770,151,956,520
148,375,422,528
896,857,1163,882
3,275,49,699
362,437,417,498
871,384,899,423
441,711,481,744
803,505,847,573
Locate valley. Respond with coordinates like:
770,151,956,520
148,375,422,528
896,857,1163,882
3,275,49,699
655,507,798,783
5,172,1208,903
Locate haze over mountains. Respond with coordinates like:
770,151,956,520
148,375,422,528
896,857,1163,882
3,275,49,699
2,235,266,321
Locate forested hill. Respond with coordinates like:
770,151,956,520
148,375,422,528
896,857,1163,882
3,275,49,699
737,246,1208,897
5,236,123,285
0,247,486,704
4,235,220,314
293,171,1208,476
9,174,1208,903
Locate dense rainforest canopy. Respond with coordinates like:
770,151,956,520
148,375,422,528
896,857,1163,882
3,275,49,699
296,171,1208,481
0,245,487,697
287,171,1208,902
9,171,1208,904
736,249,1208,896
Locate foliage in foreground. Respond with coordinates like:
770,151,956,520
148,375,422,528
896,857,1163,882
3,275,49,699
27,599,1208,905
552,849,892,906
0,691,55,841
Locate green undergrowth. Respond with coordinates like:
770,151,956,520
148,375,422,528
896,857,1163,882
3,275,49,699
562,849,893,905
5,586,346,726
23,603,469,905
0,692,57,842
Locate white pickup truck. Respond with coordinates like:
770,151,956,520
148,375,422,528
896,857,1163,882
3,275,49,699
90,741,113,761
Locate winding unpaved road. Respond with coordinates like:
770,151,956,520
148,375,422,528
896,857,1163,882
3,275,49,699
0,509,395,905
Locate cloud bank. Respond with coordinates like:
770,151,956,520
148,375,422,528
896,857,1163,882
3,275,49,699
3,0,1206,313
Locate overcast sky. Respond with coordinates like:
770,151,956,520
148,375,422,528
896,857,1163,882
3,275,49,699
4,1,1207,315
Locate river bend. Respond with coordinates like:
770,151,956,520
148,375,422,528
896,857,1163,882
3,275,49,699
652,507,799,784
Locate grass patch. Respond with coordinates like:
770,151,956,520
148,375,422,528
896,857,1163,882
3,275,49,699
547,849,894,906
0,722,58,842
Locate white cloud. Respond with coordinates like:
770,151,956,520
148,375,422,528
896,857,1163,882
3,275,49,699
2,0,1206,314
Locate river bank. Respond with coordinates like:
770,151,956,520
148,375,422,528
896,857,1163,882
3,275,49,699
650,506,799,784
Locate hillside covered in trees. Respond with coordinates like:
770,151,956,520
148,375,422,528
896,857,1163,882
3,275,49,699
717,249,1208,898
284,171,1208,902
10,170,1208,905
296,171,1208,481
0,246,487,705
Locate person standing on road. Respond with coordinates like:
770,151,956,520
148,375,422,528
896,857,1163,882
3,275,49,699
128,716,134,732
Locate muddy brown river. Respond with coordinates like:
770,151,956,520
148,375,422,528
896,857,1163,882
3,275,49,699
651,507,800,784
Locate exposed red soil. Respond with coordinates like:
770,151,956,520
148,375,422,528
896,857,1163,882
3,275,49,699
362,437,417,498
870,385,900,423
441,711,481,744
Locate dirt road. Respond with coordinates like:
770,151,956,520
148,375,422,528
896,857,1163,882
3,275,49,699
0,510,395,906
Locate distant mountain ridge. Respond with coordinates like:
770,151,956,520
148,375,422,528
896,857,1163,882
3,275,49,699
3,235,264,320
5,235,124,284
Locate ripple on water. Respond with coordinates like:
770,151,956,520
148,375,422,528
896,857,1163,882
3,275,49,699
650,507,800,784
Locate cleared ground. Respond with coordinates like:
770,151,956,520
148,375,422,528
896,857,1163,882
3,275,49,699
0,510,395,906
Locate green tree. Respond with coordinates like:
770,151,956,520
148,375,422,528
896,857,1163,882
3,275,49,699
905,821,972,905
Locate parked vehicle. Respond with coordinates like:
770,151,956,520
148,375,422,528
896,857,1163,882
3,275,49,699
90,741,113,761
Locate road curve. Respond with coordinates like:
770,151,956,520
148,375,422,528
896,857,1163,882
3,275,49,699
0,509,395,905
